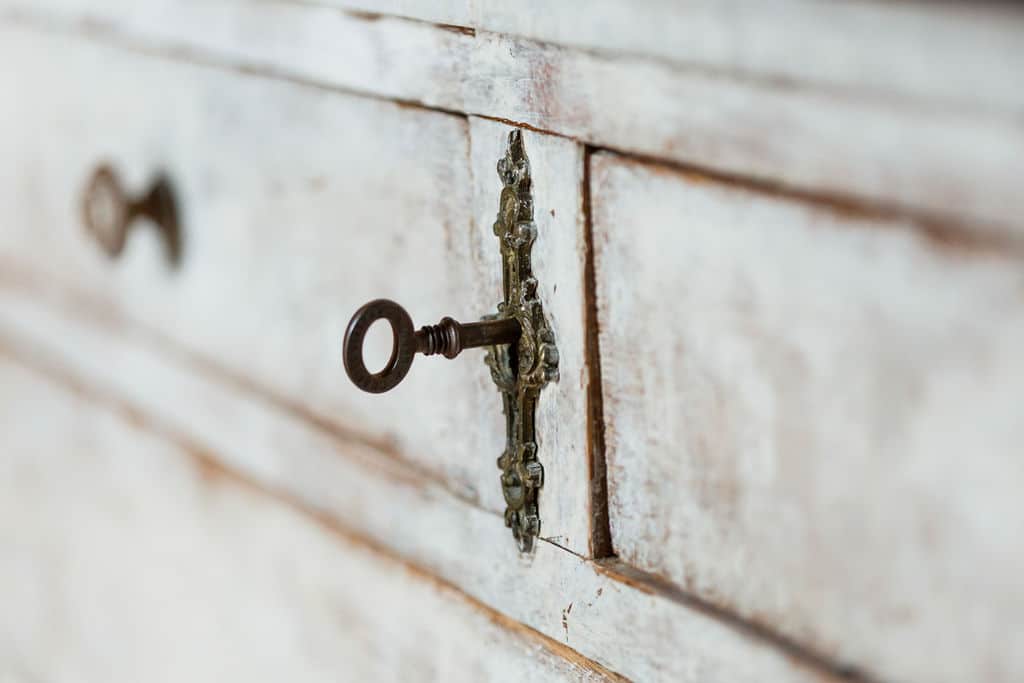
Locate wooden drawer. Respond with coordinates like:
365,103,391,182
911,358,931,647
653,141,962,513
3,2,1024,682
0,29,594,552
0,25,854,683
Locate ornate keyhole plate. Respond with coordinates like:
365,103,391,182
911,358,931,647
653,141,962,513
484,130,559,553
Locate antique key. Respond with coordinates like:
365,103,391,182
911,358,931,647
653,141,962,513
343,299,521,393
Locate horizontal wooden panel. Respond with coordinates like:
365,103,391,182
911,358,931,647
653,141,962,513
0,357,619,682
3,3,1023,234
0,30,593,554
0,267,847,683
332,0,1024,115
592,153,1024,683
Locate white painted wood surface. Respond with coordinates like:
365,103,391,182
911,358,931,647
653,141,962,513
0,29,595,555
592,153,1024,683
0,269,846,683
0,357,621,683
2,4,1022,682
3,2,1023,234
332,0,1024,115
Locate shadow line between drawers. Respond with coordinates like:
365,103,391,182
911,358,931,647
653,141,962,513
581,147,614,559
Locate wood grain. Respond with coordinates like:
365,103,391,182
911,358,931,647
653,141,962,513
2,3,1022,234
591,152,1024,683
0,31,477,536
0,270,848,683
328,0,1024,115
0,356,623,683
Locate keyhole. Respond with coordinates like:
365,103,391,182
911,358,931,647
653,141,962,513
362,318,395,374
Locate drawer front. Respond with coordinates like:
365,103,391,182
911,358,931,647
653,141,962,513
0,29,592,553
592,153,1024,683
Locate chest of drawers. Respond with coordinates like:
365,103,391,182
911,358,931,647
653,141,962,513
2,2,1022,681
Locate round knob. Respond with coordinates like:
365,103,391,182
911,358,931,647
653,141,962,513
81,163,181,264
82,165,132,257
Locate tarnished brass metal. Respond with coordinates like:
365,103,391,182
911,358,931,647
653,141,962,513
341,130,558,552
484,130,558,552
81,164,181,264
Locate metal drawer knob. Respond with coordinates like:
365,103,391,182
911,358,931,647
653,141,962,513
81,164,181,264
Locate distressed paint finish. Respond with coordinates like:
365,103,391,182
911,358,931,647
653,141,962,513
0,30,513,528
0,358,623,683
0,3,1021,682
591,153,1024,683
328,0,1024,115
2,3,1023,233
0,30,599,557
0,277,845,683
